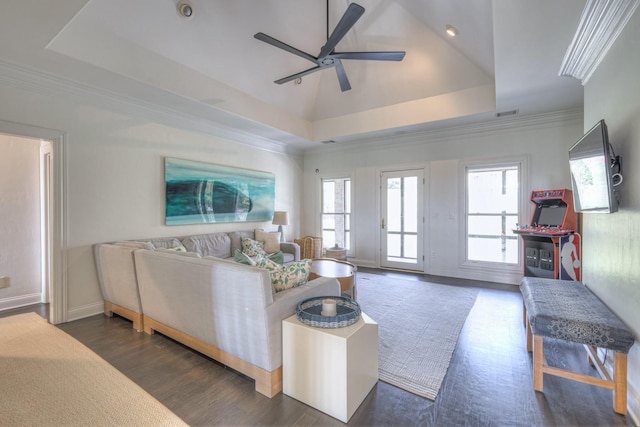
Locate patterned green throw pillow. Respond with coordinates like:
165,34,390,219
241,237,266,257
234,249,284,266
255,257,312,293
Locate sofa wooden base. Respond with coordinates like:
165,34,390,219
143,315,282,398
104,301,143,332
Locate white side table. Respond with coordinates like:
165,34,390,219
282,312,378,423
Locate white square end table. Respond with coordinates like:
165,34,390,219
282,312,378,423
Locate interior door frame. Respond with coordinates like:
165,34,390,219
378,166,426,271
0,119,67,324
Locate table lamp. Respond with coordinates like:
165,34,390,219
272,211,289,242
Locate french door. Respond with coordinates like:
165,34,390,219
380,169,424,271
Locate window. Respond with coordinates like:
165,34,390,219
466,164,519,264
321,177,351,250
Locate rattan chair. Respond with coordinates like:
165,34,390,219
294,236,323,259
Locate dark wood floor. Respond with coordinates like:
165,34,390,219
2,269,635,426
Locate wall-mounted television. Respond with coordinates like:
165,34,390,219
568,119,622,213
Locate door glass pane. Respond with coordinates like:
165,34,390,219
404,177,418,233
387,233,401,257
404,234,417,259
387,178,401,232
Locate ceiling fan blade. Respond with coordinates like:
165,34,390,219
274,66,323,85
332,51,406,61
254,32,317,64
334,60,352,92
318,3,365,59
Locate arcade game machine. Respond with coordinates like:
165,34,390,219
513,189,581,281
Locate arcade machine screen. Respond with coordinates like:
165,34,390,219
534,205,567,228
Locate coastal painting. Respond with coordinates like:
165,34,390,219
165,157,275,225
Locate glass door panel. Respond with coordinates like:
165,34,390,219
381,170,424,270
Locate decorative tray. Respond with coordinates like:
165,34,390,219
295,296,361,329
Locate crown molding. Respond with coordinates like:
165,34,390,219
559,0,639,85
306,109,584,155
0,59,300,156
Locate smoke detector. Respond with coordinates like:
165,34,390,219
177,1,194,19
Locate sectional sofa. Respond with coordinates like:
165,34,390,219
93,230,340,397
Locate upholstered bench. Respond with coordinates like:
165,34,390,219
520,277,635,415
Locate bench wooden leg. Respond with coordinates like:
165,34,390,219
614,352,628,415
526,318,533,352
533,335,544,392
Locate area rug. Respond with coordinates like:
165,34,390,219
0,312,187,426
356,273,479,400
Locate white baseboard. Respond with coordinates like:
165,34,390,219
0,293,43,312
66,301,103,322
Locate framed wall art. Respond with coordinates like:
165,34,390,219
165,157,275,225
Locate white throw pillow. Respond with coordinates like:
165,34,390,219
255,229,281,254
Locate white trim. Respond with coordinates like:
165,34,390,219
305,110,584,155
66,301,104,323
459,156,529,279
0,293,44,311
378,168,426,272
559,0,639,84
0,120,68,324
0,59,296,156
40,144,53,304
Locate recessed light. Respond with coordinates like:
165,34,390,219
445,24,459,37
177,1,194,19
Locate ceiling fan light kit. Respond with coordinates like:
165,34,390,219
254,2,406,92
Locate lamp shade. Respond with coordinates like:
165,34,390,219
272,211,289,226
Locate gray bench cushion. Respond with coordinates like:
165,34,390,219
520,277,634,353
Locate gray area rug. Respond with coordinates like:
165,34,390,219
356,272,479,400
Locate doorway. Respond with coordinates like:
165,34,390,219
0,120,65,324
380,169,424,271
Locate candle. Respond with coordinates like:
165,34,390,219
321,299,337,316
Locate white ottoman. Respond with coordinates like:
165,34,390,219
282,312,378,423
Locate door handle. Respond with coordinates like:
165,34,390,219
381,218,385,229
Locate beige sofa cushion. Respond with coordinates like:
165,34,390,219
255,229,281,253
182,232,231,258
155,248,201,258
148,237,183,250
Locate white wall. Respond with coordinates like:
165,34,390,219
0,80,304,320
0,134,42,309
303,112,584,284
582,8,640,421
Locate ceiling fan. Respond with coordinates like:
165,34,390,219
254,2,405,92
